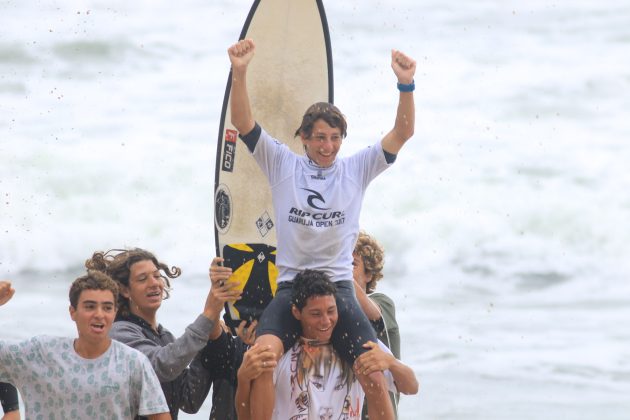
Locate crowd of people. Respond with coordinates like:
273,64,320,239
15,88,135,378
0,39,418,419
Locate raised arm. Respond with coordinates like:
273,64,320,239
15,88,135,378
203,261,241,326
177,263,243,413
381,49,417,155
353,280,383,321
110,274,241,382
354,341,419,395
228,39,257,135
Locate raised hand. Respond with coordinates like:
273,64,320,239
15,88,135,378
203,257,241,319
209,256,233,286
0,281,15,306
228,39,256,71
391,49,416,85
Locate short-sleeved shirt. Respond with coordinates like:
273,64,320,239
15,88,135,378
272,338,395,420
0,336,168,419
247,125,392,284
370,292,400,359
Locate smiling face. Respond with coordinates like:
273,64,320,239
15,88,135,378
70,289,116,345
122,259,166,321
292,294,338,342
301,119,343,168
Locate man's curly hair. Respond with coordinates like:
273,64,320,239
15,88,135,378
353,231,385,293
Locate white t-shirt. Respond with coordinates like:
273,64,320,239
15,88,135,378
253,127,392,283
272,339,395,420
0,335,169,419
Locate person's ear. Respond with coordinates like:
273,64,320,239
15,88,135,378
69,305,76,321
291,305,301,321
120,285,130,299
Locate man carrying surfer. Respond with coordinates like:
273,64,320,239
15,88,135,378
234,270,418,419
227,38,416,420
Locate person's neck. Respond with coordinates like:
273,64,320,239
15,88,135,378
131,307,159,331
305,153,334,168
299,336,330,347
73,336,111,359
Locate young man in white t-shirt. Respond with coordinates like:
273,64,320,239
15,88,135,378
235,270,418,420
0,273,171,419
227,38,417,420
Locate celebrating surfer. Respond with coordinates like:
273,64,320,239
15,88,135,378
227,38,416,420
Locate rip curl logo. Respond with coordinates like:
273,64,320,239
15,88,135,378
301,188,329,210
288,207,345,228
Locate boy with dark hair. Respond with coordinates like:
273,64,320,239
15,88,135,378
0,273,171,419
235,270,418,420
228,37,417,420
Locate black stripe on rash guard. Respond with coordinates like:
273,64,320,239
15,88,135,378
238,123,262,153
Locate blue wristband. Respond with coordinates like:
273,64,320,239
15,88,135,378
397,80,415,92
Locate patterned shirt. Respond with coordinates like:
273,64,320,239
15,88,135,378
272,338,395,420
0,336,168,419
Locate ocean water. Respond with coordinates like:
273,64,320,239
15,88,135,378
1,0,629,419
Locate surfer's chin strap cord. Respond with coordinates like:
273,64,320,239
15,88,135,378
397,80,415,92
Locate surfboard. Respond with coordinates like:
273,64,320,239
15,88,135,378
214,0,334,331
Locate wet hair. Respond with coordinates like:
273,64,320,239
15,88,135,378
85,248,180,317
291,269,337,311
69,270,119,309
294,102,348,139
354,231,385,293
